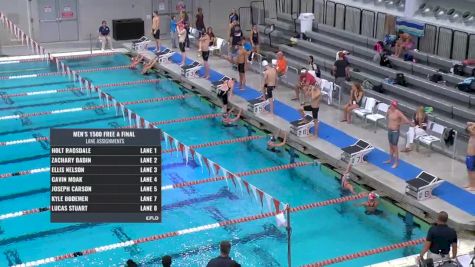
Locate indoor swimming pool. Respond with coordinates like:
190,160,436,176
0,53,428,266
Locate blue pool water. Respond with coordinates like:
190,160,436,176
0,54,426,266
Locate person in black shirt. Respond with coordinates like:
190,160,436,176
333,51,349,87
419,211,458,262
207,240,240,267
98,20,113,51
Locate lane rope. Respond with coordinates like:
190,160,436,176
0,135,265,176
0,112,222,147
0,65,131,80
301,238,426,267
0,79,160,98
55,52,117,60
12,194,367,267
0,94,192,121
0,161,310,219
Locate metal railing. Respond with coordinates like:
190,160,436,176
264,24,275,47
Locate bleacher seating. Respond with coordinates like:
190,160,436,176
256,19,471,138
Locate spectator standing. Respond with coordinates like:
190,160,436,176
333,51,349,87
207,241,240,267
466,122,475,191
170,15,178,49
308,55,321,78
401,106,428,153
207,27,216,47
229,22,243,60
250,24,260,53
180,9,190,48
195,7,205,32
229,8,239,23
98,20,113,51
419,211,457,261
152,11,161,52
394,30,413,58
275,51,287,76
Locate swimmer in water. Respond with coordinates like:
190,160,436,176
341,164,355,195
267,130,287,152
141,57,159,75
223,107,242,126
129,55,144,69
358,191,380,215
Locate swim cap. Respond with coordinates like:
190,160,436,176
368,192,377,200
261,60,269,67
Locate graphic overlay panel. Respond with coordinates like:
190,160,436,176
50,129,161,223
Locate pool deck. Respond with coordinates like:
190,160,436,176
122,41,474,263
1,40,472,266
126,41,474,228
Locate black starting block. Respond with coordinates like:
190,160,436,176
290,115,314,137
406,171,444,201
156,48,174,63
341,139,374,165
247,98,269,114
181,61,201,78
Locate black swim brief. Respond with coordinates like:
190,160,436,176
153,29,160,39
179,42,185,52
303,105,319,120
202,51,209,61
238,63,245,73
265,86,275,99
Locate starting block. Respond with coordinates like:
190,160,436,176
132,36,151,51
405,171,444,201
181,61,201,78
290,115,314,137
211,76,230,94
341,139,374,165
156,48,174,63
247,98,269,114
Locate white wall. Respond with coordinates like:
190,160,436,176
0,0,254,48
0,0,30,46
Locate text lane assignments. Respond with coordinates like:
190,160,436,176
50,129,162,223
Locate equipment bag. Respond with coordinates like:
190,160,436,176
457,77,475,92
453,64,465,76
429,73,443,83
395,73,407,86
